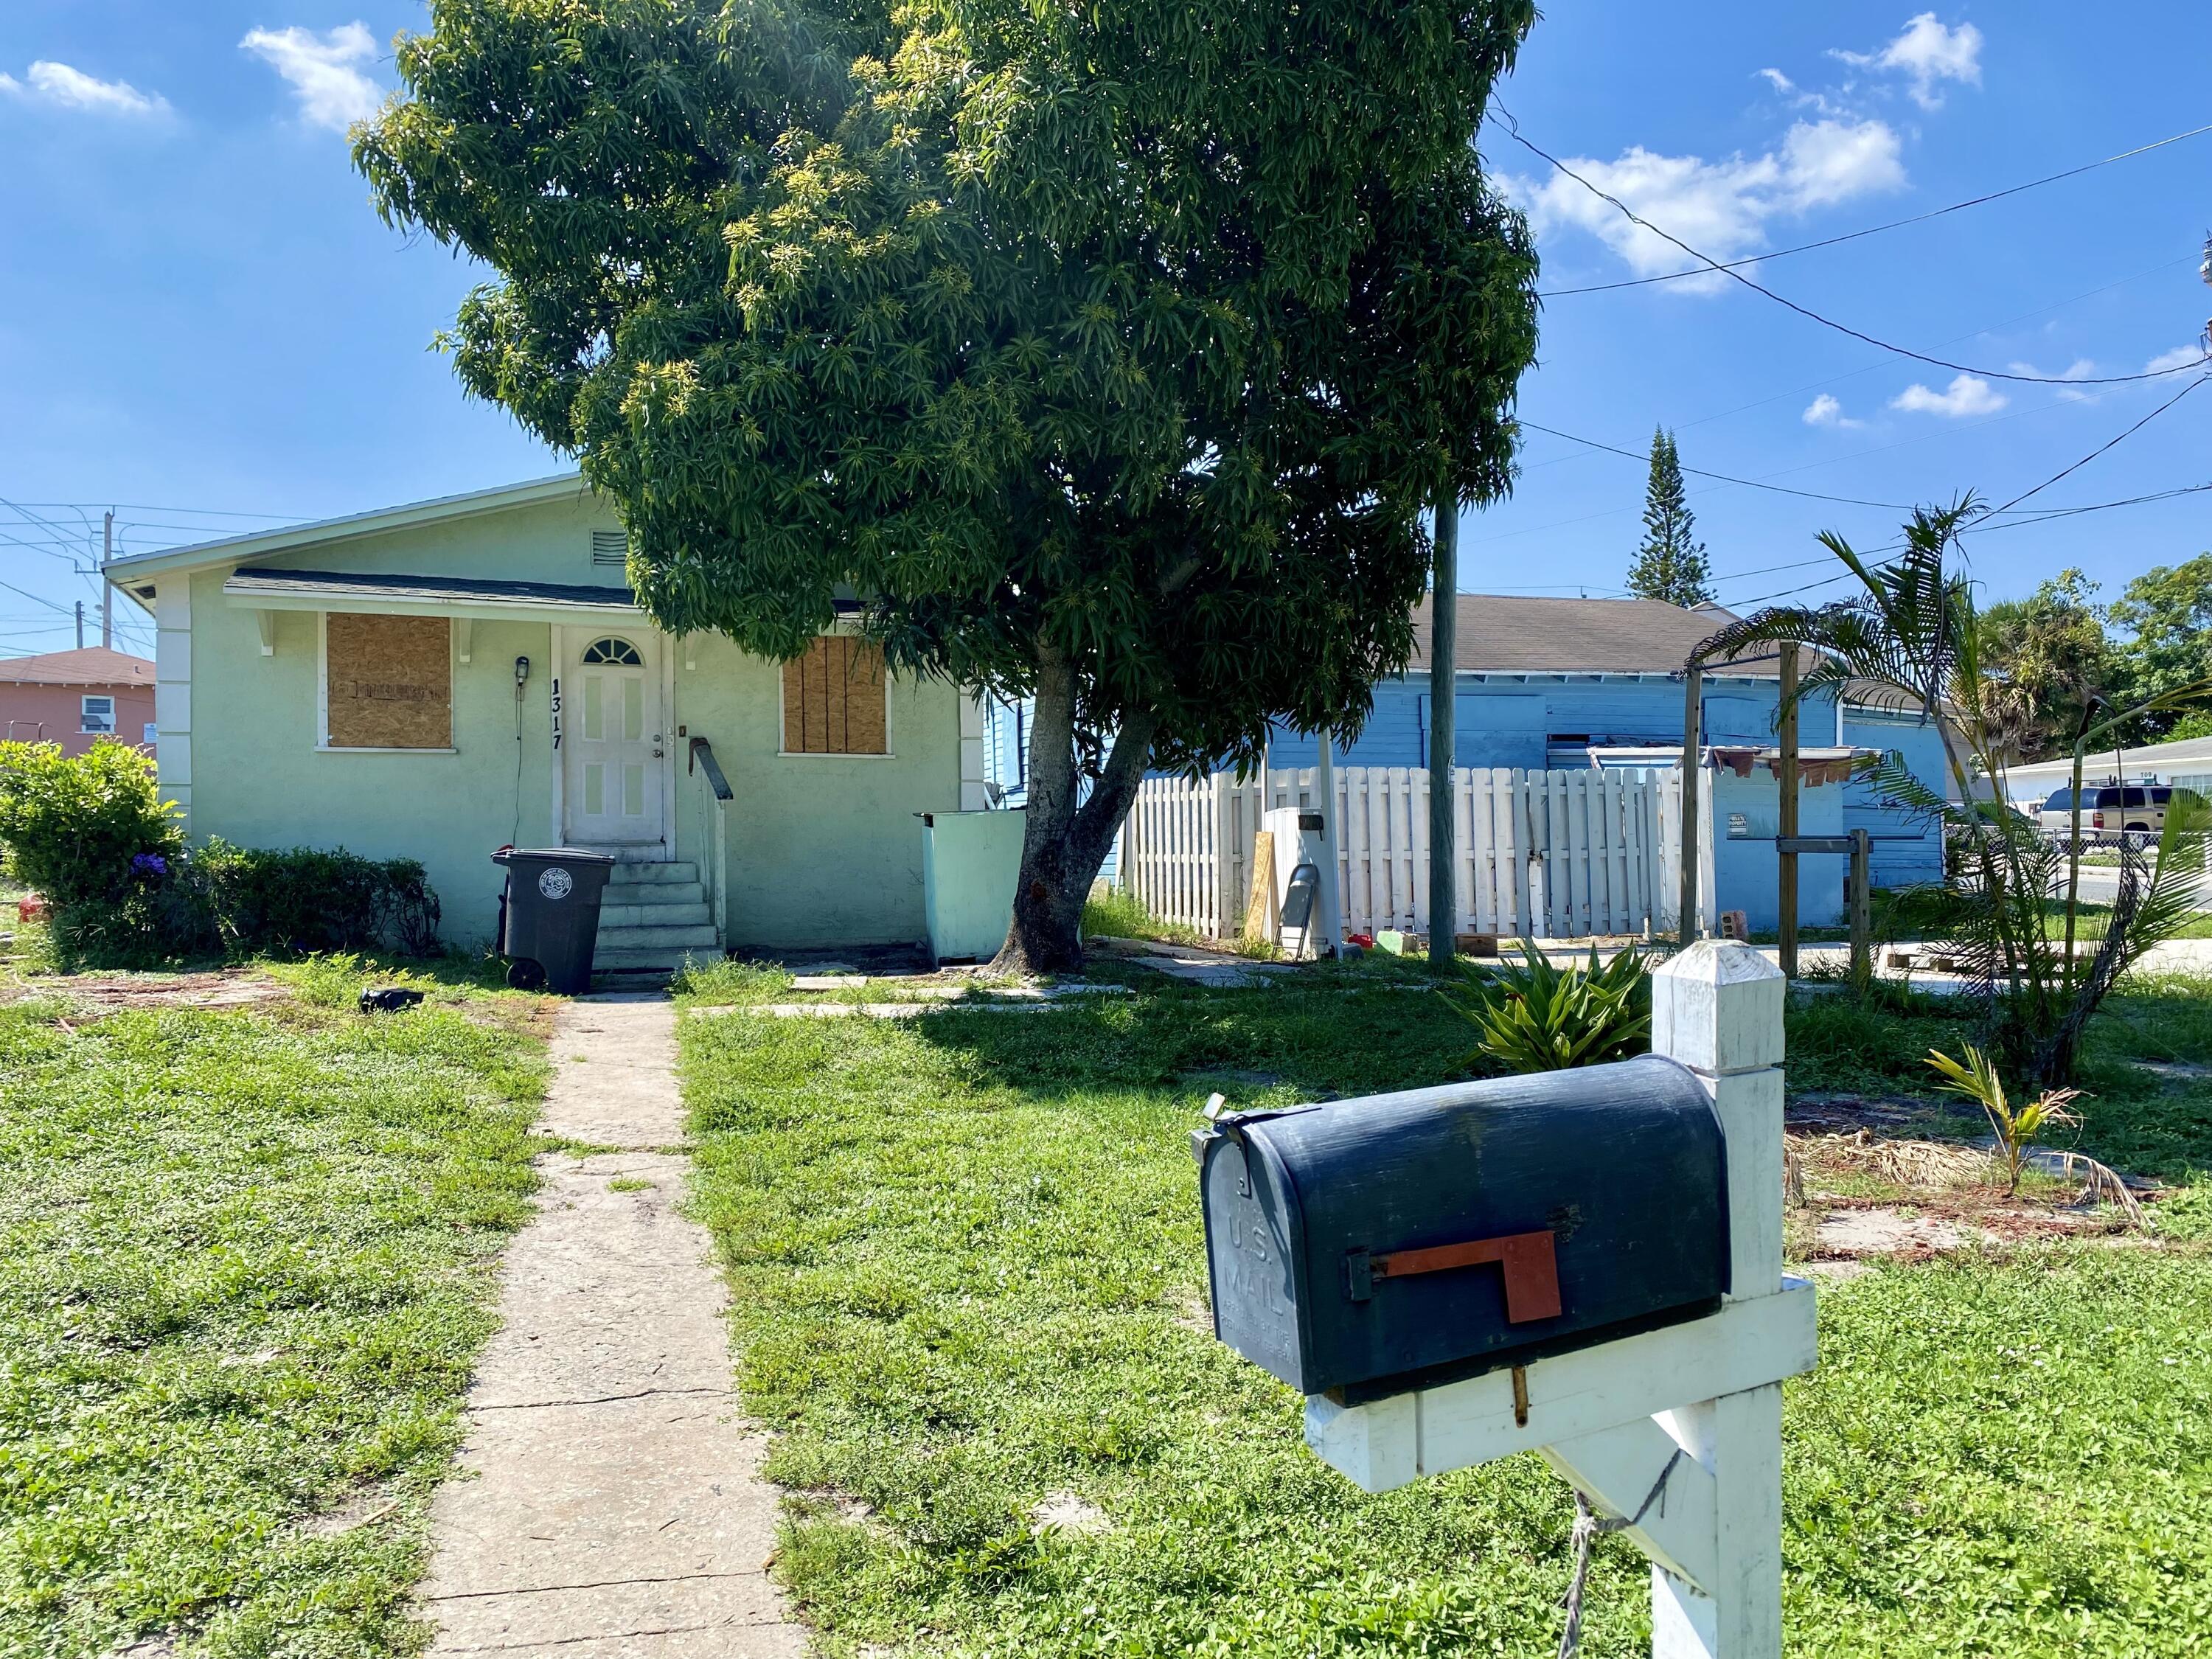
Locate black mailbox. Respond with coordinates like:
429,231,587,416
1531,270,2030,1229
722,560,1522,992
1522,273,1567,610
1198,1054,1730,1402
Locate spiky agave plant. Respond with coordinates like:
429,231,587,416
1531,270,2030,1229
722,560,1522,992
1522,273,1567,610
1693,500,2212,1087
1441,943,1651,1074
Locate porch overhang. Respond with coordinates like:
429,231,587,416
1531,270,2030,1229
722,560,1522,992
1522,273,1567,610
222,567,646,627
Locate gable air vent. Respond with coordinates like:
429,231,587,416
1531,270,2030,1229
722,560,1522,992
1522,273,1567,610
591,529,630,566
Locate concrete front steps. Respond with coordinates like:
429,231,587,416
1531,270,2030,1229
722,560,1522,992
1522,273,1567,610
593,859,722,975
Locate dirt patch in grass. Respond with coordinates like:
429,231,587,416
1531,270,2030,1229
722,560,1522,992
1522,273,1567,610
4,967,287,1014
1788,1121,2157,1273
1787,1090,1983,1136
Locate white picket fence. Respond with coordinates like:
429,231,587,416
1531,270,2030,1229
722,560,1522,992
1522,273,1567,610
1121,765,1712,942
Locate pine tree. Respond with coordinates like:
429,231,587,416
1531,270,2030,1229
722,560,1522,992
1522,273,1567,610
1626,428,1714,607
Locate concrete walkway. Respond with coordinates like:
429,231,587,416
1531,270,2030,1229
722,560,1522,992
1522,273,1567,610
421,995,802,1658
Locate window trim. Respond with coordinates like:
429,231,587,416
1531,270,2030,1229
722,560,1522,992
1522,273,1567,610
774,633,894,759
580,634,644,667
316,610,458,754
80,694,116,735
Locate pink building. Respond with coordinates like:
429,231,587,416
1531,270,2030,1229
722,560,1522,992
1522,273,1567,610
0,647,157,757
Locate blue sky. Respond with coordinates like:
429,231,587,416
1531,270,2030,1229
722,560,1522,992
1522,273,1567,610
0,2,2206,661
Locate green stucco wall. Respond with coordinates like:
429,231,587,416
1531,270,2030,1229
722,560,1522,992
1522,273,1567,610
674,631,959,950
176,491,966,953
187,571,560,947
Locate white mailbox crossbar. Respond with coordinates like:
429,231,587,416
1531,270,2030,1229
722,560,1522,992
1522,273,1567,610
1304,1279,1815,1498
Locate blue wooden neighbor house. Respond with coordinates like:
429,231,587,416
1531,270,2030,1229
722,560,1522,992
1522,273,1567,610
982,594,1949,931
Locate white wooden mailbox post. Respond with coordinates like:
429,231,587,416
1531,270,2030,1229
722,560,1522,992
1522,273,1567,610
1304,941,1815,1658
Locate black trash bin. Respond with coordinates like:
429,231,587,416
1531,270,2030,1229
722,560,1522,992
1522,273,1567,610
493,847,616,994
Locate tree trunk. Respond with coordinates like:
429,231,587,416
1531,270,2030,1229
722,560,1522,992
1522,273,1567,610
992,651,1159,975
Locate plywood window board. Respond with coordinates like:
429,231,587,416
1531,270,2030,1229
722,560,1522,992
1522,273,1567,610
781,636,887,755
324,613,453,749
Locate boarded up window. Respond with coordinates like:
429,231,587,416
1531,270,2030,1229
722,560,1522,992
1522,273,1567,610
324,613,452,749
782,636,887,754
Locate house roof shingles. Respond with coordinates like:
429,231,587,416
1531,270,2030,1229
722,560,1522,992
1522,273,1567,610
0,647,154,688
1412,594,1740,675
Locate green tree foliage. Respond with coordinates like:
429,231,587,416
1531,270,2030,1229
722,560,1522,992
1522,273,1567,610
1976,568,2115,762
353,0,1543,970
1625,427,1713,608
2108,553,2212,742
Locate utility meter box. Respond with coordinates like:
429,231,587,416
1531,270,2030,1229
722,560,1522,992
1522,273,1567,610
1262,805,1330,955
1197,1054,1731,1402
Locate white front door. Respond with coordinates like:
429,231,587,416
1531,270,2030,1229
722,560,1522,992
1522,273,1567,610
564,632,666,847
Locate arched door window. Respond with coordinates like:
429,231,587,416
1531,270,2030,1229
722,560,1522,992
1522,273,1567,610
581,637,643,667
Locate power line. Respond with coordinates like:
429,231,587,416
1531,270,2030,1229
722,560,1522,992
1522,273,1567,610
1534,120,2212,297
0,496,96,546
1490,108,2212,387
1505,255,2202,532
0,527,88,563
4,501,305,522
1717,478,2212,607
1519,422,1919,508
1986,375,2212,515
1660,255,2202,439
1976,480,2212,526
0,574,75,617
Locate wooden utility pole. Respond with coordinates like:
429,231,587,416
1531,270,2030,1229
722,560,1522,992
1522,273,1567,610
1428,499,1457,968
101,510,114,649
1679,664,1703,947
1777,643,1801,979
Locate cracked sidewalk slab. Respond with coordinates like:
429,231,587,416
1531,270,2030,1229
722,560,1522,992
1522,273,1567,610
423,996,803,1658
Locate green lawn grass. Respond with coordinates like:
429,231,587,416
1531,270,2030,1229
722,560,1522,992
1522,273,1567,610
0,973,548,1658
680,966,2212,1658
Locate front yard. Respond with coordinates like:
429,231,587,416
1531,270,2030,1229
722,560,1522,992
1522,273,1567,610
680,961,2212,1658
0,961,549,1658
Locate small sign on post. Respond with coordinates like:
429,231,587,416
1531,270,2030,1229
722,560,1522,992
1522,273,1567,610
1197,941,1812,1658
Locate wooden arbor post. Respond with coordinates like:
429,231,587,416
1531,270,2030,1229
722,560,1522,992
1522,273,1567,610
1776,644,1801,980
1848,827,1871,992
1305,940,1813,1658
1680,664,1704,947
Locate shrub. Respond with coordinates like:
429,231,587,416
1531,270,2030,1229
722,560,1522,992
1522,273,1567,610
195,840,441,957
0,740,440,964
0,740,182,908
1439,944,1651,1074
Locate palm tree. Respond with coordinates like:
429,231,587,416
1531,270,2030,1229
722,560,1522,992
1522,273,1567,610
1694,498,2211,1087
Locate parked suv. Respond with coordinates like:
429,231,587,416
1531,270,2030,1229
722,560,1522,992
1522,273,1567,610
2035,785,2083,836
2089,785,2171,846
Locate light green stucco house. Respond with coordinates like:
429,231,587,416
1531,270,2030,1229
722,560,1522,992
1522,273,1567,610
105,475,990,966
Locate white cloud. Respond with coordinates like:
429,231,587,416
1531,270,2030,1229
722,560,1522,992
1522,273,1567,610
1508,119,1906,292
1802,394,1865,429
1756,68,1795,95
240,22,384,131
2145,344,2208,375
1836,13,1983,109
1891,375,2006,418
0,60,168,116
2008,357,2098,403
